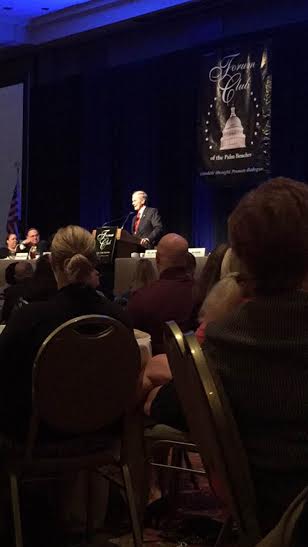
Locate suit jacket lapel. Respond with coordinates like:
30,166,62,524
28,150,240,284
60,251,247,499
139,207,147,228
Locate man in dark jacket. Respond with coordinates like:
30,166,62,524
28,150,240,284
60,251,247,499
128,233,194,354
131,190,163,249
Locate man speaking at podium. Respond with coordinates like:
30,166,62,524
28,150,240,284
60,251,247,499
131,190,163,249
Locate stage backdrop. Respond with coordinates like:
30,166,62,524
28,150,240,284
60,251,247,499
198,44,271,183
26,22,308,251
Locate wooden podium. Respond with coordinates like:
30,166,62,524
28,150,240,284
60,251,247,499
93,227,142,262
115,228,142,258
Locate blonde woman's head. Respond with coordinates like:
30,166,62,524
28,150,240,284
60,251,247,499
132,258,157,291
51,225,97,288
199,274,243,325
220,247,242,279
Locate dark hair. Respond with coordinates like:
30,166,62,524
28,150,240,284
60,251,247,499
229,177,308,293
33,255,56,285
24,255,57,302
186,252,197,278
5,262,18,285
26,227,39,235
6,233,16,241
193,243,229,311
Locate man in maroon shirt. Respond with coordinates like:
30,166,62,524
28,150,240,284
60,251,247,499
127,233,194,354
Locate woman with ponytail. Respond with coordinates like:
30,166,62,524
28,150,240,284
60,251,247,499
0,225,131,440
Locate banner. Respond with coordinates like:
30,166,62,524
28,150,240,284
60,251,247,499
95,226,117,263
198,44,271,182
6,165,21,238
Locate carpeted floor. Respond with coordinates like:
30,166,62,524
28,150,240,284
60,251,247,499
107,453,238,547
2,454,239,546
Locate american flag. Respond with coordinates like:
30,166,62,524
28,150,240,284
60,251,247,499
6,177,21,238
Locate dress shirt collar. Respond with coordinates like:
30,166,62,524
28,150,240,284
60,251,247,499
137,205,146,218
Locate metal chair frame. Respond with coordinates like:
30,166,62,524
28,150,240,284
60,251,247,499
163,321,261,547
6,314,144,547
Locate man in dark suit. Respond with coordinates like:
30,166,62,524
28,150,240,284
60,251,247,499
19,227,49,256
131,190,163,248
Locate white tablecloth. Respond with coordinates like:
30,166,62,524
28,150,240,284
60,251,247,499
134,328,152,367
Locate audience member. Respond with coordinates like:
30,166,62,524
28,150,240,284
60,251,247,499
149,177,308,532
0,262,19,319
140,247,247,399
19,227,49,256
192,243,228,323
195,272,243,344
219,246,242,278
141,274,245,412
23,254,57,303
115,258,157,307
127,233,194,354
1,261,33,322
87,268,101,290
4,262,18,286
0,233,18,258
0,225,132,440
132,258,157,291
186,252,197,280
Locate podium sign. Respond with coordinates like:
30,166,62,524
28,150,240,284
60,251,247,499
188,248,207,257
95,226,117,263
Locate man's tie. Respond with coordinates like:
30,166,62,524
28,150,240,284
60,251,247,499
134,212,141,234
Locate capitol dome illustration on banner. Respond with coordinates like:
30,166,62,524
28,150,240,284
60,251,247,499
220,106,246,150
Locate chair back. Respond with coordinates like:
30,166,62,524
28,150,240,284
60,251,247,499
31,315,140,435
164,321,261,546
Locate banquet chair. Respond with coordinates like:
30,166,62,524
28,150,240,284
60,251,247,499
144,423,201,501
144,324,206,519
166,322,261,547
4,314,144,547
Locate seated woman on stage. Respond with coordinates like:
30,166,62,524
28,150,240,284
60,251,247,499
0,233,18,259
0,225,132,440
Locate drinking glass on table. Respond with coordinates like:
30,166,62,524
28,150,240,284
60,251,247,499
29,246,39,259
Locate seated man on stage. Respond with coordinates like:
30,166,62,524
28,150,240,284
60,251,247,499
19,227,49,256
131,190,163,249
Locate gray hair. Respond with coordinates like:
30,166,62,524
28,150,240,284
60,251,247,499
133,190,148,204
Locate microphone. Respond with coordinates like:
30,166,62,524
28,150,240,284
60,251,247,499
102,212,134,227
102,214,127,227
120,211,134,229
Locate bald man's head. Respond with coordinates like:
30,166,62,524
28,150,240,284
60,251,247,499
156,233,189,273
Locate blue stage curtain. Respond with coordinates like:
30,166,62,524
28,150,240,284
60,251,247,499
192,175,215,251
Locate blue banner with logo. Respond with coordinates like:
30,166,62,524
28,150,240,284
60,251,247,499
198,44,271,182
